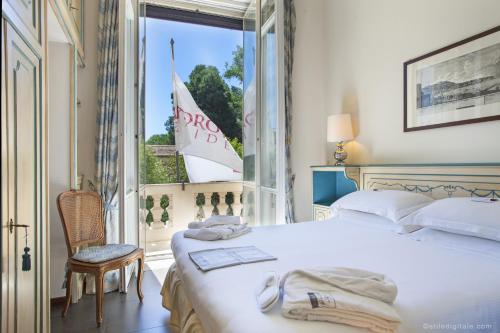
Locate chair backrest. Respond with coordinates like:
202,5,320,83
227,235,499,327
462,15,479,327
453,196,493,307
57,190,105,257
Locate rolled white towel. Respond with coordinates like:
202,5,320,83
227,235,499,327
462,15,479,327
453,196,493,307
188,215,241,229
184,224,250,241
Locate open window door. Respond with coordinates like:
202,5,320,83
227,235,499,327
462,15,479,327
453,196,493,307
118,0,140,292
243,0,286,226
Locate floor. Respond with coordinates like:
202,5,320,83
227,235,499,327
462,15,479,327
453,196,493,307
51,262,173,333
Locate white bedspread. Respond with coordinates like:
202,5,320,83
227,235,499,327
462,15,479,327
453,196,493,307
170,219,500,333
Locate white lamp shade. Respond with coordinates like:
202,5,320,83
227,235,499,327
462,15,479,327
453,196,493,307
327,114,354,142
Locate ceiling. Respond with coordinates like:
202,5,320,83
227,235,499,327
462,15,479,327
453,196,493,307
146,0,252,19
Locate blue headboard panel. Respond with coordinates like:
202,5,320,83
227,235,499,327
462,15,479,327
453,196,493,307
312,168,358,206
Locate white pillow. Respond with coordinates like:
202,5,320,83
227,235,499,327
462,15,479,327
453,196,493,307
402,197,500,241
330,190,433,223
336,209,422,234
409,228,500,260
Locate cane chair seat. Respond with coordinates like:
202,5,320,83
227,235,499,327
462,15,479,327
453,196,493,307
72,244,137,263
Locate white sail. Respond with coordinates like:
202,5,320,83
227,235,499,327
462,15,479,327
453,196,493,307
173,72,243,182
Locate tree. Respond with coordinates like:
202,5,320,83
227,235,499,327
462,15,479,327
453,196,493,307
164,116,176,144
146,134,170,145
229,137,243,158
225,46,243,130
185,65,242,141
140,145,169,184
140,144,189,184
224,45,243,84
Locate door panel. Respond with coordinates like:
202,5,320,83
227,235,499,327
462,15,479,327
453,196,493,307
119,0,139,292
243,0,284,226
242,0,257,226
6,0,39,40
260,17,277,190
137,0,147,252
3,23,41,333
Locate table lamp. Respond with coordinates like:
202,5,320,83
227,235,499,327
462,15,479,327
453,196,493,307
327,114,354,165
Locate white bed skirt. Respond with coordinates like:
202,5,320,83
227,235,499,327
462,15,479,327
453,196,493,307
161,263,205,333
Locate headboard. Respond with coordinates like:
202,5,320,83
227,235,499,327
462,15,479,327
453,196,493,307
357,165,500,200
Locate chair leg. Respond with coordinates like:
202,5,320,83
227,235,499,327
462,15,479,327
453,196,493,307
137,255,144,302
95,272,104,327
62,269,73,317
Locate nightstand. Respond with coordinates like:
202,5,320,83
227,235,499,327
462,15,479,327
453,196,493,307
311,166,360,220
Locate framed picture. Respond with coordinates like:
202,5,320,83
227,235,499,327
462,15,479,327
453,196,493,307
404,26,500,132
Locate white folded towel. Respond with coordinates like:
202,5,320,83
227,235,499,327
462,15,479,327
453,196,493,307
184,224,250,241
257,268,401,333
188,215,241,229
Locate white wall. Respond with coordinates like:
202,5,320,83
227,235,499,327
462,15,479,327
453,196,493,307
49,42,71,298
291,0,328,222
324,0,500,164
77,0,99,189
292,0,500,221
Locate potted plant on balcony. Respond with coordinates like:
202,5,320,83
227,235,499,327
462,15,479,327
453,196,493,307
160,194,170,228
211,192,220,216
146,195,154,229
196,193,205,221
225,192,234,215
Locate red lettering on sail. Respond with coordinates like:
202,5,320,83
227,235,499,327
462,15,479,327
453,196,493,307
207,133,217,143
206,120,220,133
193,114,206,129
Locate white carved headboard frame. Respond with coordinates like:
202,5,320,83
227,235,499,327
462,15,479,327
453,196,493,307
357,165,500,200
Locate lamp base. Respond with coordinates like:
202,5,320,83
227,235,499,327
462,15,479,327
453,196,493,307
333,141,348,165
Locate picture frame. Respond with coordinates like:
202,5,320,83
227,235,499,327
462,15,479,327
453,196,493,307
404,26,500,132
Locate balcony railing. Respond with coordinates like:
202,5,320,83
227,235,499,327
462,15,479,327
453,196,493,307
141,181,243,257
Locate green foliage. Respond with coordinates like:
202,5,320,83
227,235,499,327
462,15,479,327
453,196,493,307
163,155,189,183
228,86,243,129
225,192,234,215
229,137,243,158
185,65,242,141
146,133,173,145
145,195,154,210
140,146,169,184
160,194,170,209
145,195,154,226
211,192,220,206
224,45,243,84
225,192,234,205
211,192,220,215
161,210,169,224
196,193,205,207
139,143,189,184
160,195,170,224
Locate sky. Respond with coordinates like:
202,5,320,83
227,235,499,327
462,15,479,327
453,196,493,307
145,18,243,140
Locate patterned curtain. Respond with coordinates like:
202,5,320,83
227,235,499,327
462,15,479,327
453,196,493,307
94,0,120,291
284,0,296,223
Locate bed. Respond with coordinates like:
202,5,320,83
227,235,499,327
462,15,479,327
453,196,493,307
161,165,500,333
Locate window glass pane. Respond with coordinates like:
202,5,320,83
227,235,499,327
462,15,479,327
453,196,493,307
243,1,256,182
260,22,277,189
242,185,255,226
260,190,276,225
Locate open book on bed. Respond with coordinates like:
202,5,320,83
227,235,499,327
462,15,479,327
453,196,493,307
189,246,277,272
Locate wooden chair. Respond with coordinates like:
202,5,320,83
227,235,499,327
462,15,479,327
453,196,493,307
57,190,144,327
